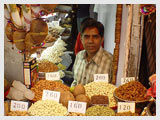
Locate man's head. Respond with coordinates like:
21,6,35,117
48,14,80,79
80,19,104,56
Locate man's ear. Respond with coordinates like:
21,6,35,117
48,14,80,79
101,37,104,43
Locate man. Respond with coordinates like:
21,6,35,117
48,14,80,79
71,19,113,86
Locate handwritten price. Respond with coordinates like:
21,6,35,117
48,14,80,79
68,101,87,114
42,90,60,102
11,100,28,111
118,102,135,113
121,77,135,85
94,74,108,82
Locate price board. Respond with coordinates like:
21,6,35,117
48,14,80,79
45,72,60,81
68,101,87,114
121,77,135,85
42,90,60,102
10,100,28,111
94,74,108,83
117,102,135,113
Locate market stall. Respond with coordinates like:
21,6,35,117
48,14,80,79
4,4,156,116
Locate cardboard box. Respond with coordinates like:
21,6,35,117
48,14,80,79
23,57,38,88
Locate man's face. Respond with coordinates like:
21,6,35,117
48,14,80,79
81,27,104,55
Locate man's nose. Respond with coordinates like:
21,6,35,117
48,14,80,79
88,36,94,43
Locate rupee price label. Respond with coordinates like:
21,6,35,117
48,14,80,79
42,90,60,102
45,72,60,81
94,74,108,83
118,102,135,113
121,77,135,85
68,101,87,114
10,100,28,111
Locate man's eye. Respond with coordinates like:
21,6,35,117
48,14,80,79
84,36,89,39
93,35,99,39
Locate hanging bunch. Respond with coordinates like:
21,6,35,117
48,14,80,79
4,4,58,54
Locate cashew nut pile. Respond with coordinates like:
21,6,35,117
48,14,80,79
7,111,28,116
28,100,68,116
84,82,117,107
31,80,69,102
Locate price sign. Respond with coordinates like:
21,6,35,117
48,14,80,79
68,101,87,114
117,102,135,113
10,100,28,111
121,77,135,85
94,74,108,83
45,72,60,81
42,90,60,102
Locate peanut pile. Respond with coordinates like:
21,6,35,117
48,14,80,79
116,111,139,116
28,100,68,116
31,80,69,102
84,82,117,107
7,111,28,116
38,60,58,72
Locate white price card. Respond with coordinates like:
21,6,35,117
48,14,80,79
42,90,60,102
94,74,108,83
118,102,135,113
68,101,87,114
10,100,28,111
45,72,60,81
121,77,135,85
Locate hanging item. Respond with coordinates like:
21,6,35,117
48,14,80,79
140,4,156,22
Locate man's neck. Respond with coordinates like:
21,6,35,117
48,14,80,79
86,52,95,62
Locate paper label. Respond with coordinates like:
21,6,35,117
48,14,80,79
45,72,60,81
68,101,87,114
121,77,135,85
10,100,28,111
118,102,135,113
42,90,60,102
94,74,108,82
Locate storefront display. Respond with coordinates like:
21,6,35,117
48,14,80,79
4,4,156,117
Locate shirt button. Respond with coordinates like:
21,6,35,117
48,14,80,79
84,77,86,79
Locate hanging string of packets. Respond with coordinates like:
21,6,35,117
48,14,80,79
140,5,156,22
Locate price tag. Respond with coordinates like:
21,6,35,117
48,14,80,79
10,100,28,111
42,90,60,102
94,74,108,82
118,102,135,113
68,101,87,114
45,72,60,81
121,77,135,85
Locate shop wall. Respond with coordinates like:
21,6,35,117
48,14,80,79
116,5,129,87
4,20,24,84
94,4,117,54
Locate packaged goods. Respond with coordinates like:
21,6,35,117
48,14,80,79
5,23,13,41
30,18,48,45
7,111,29,116
28,100,68,116
73,84,85,96
114,81,148,101
31,80,69,102
86,105,115,116
91,95,109,105
13,31,26,51
116,111,139,116
84,82,117,107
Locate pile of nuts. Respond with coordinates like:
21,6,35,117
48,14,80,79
28,100,68,116
91,95,109,105
86,105,115,116
67,112,85,116
116,111,139,116
31,80,69,102
114,81,148,101
7,111,28,116
38,59,59,72
84,82,117,107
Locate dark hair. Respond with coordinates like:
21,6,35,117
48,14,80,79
80,19,104,37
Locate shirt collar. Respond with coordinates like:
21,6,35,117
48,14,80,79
82,47,103,66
